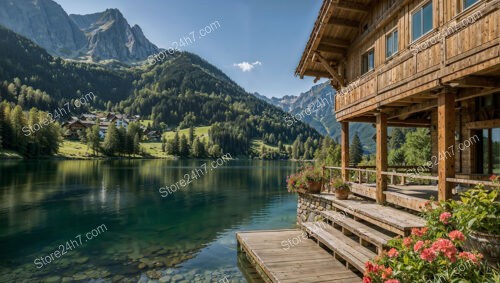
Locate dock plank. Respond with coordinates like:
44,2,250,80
237,229,361,283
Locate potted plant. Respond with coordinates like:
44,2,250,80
286,171,307,193
331,178,350,200
302,166,323,194
451,184,500,263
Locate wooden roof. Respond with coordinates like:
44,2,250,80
296,0,372,87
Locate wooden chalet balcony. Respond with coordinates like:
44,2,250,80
334,1,500,121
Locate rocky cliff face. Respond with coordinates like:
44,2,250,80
0,0,159,63
0,0,87,57
70,9,159,62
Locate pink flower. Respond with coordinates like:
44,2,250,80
420,248,437,262
440,212,452,224
365,262,381,273
381,267,393,279
432,238,457,262
403,237,412,248
363,276,372,283
387,248,399,258
384,280,400,283
458,252,482,264
411,227,428,237
413,240,425,252
448,230,465,242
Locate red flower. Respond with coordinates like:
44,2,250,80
384,280,400,283
439,212,452,224
387,248,399,258
403,237,412,248
413,240,425,252
381,267,393,279
448,230,465,242
420,248,437,262
458,252,482,264
365,262,381,273
411,227,428,237
363,276,372,283
431,238,457,262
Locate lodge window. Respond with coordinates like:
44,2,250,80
361,49,374,74
412,1,433,42
463,0,479,10
386,29,398,59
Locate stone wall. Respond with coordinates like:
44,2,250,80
297,193,333,224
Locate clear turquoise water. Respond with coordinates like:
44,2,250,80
0,160,299,282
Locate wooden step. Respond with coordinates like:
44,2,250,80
320,210,394,252
301,222,376,273
321,195,425,236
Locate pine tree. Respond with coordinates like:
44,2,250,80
278,141,284,152
103,122,120,156
188,126,195,145
179,134,190,157
349,133,363,166
10,105,27,155
86,125,101,156
191,137,205,158
0,104,3,150
390,128,405,150
172,131,180,155
133,133,140,155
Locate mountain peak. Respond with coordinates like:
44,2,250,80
0,0,158,63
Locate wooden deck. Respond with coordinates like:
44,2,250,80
236,229,361,283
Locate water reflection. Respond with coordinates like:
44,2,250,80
0,160,298,282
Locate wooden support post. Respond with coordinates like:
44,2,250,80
376,113,388,204
358,171,362,184
438,90,456,201
341,122,350,182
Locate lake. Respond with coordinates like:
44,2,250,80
0,160,299,282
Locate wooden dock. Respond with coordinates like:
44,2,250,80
236,229,361,283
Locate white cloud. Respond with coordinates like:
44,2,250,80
233,61,262,72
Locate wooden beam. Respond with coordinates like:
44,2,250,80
335,0,368,13
466,119,500,129
376,113,388,204
316,44,347,56
314,52,346,87
321,37,351,48
341,122,349,182
437,91,455,201
302,70,331,78
449,76,500,88
456,87,500,102
389,100,437,119
345,117,430,127
328,17,360,28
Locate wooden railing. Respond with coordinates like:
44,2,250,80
323,166,500,188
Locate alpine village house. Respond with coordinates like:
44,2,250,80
297,0,500,204
236,0,499,282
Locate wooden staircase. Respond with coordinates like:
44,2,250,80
300,195,426,274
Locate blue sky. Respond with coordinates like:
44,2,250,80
56,0,326,98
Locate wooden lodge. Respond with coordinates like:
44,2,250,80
296,0,500,203
237,0,499,282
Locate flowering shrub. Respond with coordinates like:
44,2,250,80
286,166,323,192
363,187,499,283
490,175,499,184
286,171,307,193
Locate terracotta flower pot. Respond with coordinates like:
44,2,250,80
307,181,322,194
335,188,349,200
464,230,500,264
